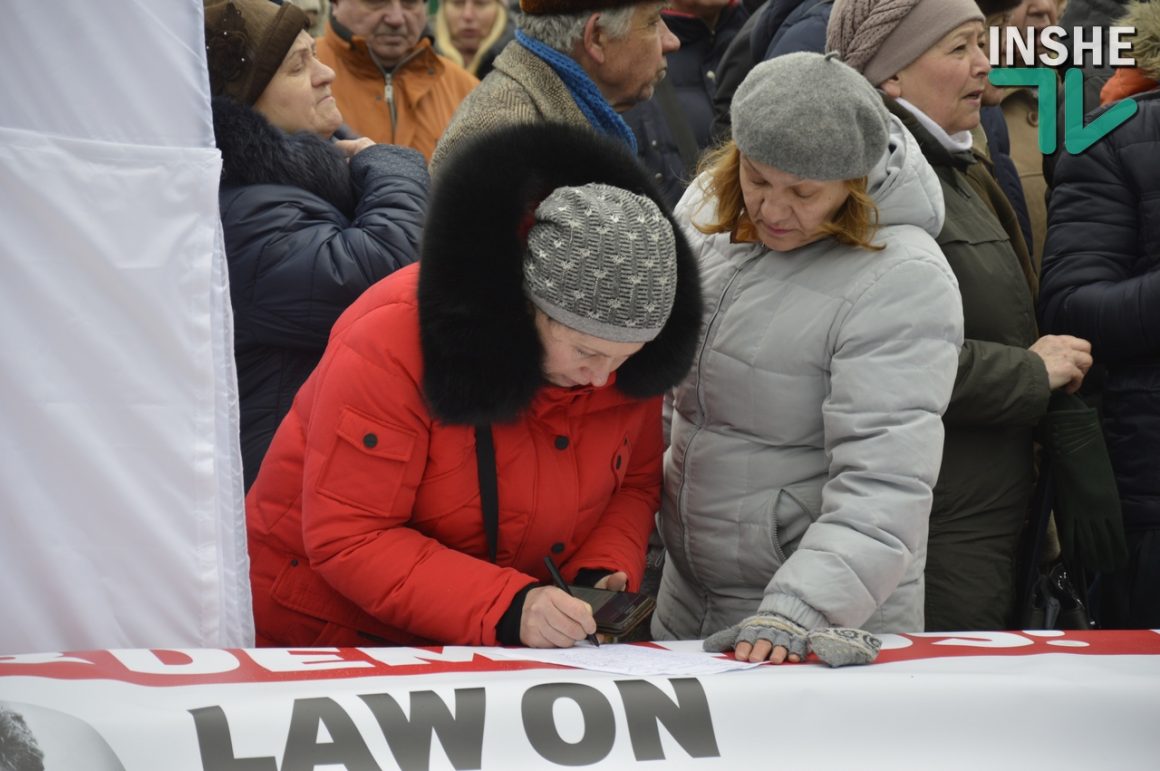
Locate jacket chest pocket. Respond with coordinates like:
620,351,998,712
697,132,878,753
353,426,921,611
939,192,1035,344
316,407,417,514
937,166,1015,248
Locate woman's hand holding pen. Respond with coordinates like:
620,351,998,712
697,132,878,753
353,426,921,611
520,586,599,648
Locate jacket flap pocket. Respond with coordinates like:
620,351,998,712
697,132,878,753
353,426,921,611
270,558,398,638
334,407,415,461
317,407,417,511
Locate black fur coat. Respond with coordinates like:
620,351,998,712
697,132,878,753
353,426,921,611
212,95,356,215
210,96,429,488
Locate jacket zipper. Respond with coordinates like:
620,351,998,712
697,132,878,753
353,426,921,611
384,74,396,144
375,46,424,144
675,260,747,578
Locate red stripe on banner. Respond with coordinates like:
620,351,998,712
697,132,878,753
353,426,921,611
872,629,1160,664
1,632,1158,685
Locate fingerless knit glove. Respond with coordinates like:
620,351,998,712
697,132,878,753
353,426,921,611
703,612,810,659
703,612,881,667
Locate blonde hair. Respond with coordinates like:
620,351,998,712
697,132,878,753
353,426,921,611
1119,0,1160,81
692,140,883,251
434,0,509,76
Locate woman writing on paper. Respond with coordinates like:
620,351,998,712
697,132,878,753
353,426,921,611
245,122,701,648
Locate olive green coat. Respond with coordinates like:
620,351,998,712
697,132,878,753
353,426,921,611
886,98,1051,631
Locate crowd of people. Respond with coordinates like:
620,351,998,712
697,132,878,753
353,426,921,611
203,0,1159,663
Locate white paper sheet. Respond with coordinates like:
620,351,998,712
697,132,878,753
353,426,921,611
487,643,765,676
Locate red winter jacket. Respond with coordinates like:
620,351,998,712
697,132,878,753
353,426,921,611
247,265,665,646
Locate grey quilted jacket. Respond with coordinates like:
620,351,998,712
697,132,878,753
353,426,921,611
653,115,964,639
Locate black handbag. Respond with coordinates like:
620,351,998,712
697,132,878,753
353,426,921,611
1023,561,1093,630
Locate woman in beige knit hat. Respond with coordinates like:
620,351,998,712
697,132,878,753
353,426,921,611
827,0,1093,632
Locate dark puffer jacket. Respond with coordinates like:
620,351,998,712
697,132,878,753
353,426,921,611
750,0,829,59
623,3,748,208
1039,89,1160,531
212,97,429,489
708,0,826,142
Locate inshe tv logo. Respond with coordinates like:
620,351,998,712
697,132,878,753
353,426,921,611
988,26,1139,153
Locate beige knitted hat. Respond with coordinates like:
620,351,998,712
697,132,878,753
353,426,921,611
826,0,985,86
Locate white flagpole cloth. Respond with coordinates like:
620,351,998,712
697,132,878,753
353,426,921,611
0,0,252,651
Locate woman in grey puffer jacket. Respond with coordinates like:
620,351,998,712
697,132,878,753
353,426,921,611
653,53,963,665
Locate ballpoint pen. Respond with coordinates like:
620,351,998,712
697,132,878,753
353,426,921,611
542,555,601,647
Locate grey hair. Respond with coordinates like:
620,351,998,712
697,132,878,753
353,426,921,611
515,5,638,52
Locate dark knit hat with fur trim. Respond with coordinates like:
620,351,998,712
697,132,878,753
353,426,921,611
204,0,307,106
975,0,1022,17
520,0,639,15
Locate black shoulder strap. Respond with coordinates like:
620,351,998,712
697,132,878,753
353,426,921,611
653,77,701,177
474,424,499,563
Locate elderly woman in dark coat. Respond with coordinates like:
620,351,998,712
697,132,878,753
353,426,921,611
204,0,428,488
827,0,1093,631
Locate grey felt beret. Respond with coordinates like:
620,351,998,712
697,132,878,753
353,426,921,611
524,183,677,344
731,51,890,181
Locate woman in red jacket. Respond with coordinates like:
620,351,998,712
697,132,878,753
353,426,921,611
245,122,702,647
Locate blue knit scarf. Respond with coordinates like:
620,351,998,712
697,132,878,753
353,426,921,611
515,30,637,153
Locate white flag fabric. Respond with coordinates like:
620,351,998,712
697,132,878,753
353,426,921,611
0,0,253,651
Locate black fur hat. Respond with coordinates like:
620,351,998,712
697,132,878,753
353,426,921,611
977,0,1023,18
418,123,703,425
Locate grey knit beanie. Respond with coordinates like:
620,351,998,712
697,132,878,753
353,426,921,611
827,0,985,87
731,52,890,180
524,183,677,344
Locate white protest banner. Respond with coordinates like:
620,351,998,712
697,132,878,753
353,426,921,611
2,631,1159,770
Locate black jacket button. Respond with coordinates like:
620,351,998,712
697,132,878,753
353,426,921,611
363,433,378,448
554,435,569,450
551,542,565,554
